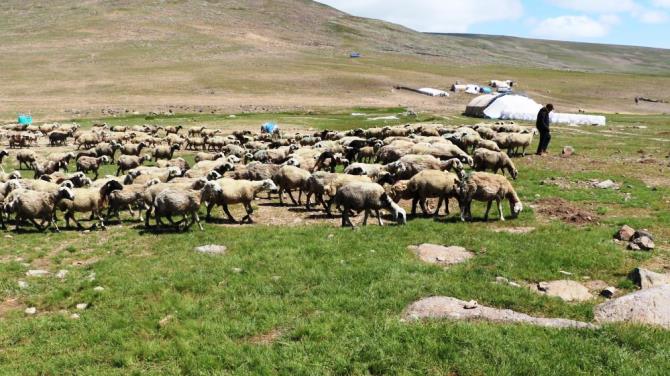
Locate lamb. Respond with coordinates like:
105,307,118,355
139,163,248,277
0,170,20,183
48,131,70,146
504,131,535,156
334,182,406,227
156,157,190,172
94,141,121,162
472,148,518,179
32,160,68,179
16,150,37,170
188,126,205,137
58,180,124,230
194,152,225,163
273,165,311,206
201,179,278,223
104,184,148,222
0,149,8,164
474,139,501,152
8,186,75,232
163,125,183,135
153,144,180,161
116,155,150,176
120,142,147,156
76,156,110,180
402,170,461,217
151,188,203,231
460,172,523,222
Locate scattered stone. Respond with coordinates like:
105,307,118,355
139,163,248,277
194,244,227,255
594,285,670,328
271,276,281,281
55,269,69,279
495,276,509,284
633,229,654,241
492,227,535,234
24,307,37,315
536,280,592,302
601,287,617,299
407,244,474,267
404,296,596,329
629,268,670,289
86,272,96,281
559,270,572,276
159,314,174,328
26,269,50,277
75,303,88,310
628,242,642,251
508,282,521,288
464,300,478,309
17,280,28,289
593,180,620,190
630,236,655,251
93,286,105,292
232,268,243,273
615,225,636,241
561,146,574,157
327,234,334,239
4,235,12,239
70,313,80,320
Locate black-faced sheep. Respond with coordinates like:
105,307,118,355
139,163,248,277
116,155,150,176
8,186,75,232
0,150,8,164
120,142,147,156
334,182,406,227
153,144,180,161
273,165,311,206
58,180,124,230
76,156,110,180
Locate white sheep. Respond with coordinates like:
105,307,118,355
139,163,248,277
460,172,523,222
8,186,75,232
201,179,278,223
472,148,518,179
151,188,203,231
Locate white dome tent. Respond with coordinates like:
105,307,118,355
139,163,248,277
465,94,606,126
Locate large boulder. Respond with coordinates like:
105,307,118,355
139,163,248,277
408,244,474,267
629,268,670,289
614,225,635,241
594,285,670,328
536,280,592,302
404,296,595,329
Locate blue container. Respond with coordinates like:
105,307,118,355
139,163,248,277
261,122,278,134
18,115,32,125
480,87,493,94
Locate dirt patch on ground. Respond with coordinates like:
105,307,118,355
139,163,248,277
246,328,284,345
0,298,22,318
533,198,598,225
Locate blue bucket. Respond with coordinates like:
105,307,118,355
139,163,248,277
18,115,32,125
261,122,278,134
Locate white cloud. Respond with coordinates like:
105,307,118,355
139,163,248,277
548,0,668,24
318,0,523,33
652,0,670,8
638,9,668,23
532,15,615,40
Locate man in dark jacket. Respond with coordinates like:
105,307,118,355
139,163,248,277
535,103,554,155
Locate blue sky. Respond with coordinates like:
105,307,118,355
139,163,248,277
318,0,670,48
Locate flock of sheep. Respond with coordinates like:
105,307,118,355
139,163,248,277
0,120,533,232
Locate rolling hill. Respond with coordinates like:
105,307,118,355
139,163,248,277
1,0,669,120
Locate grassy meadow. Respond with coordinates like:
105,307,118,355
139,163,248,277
1,110,670,375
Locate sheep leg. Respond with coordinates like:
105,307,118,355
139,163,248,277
115,167,121,176
278,188,285,205
205,202,216,220
287,190,299,206
297,189,303,205
305,192,313,210
419,199,430,216
362,209,370,226
222,204,237,223
484,201,493,221
69,212,86,230
341,206,353,227
497,198,505,221
375,210,384,226
411,197,419,217
433,197,444,217
242,202,254,223
192,212,204,231
28,218,45,232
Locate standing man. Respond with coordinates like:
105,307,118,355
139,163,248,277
536,103,554,155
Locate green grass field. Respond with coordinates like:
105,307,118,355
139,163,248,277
1,111,670,375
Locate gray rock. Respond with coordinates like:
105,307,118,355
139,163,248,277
24,307,37,315
408,244,474,267
194,244,227,255
495,276,509,284
594,285,670,328
536,280,593,302
464,300,478,309
55,269,69,279
633,229,654,241
93,286,105,292
17,280,28,289
593,180,620,190
615,225,636,241
26,269,50,277
631,236,655,251
404,296,596,329
561,146,574,157
629,268,670,289
75,303,88,310
628,242,642,251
